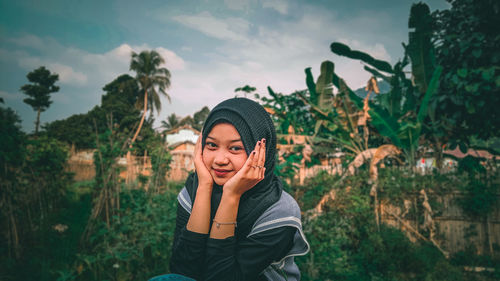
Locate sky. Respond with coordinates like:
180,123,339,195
0,0,450,132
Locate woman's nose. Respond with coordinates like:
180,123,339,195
214,152,230,165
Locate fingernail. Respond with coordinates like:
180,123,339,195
257,141,261,145
262,139,266,143
252,151,256,154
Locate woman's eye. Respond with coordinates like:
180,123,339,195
206,142,217,149
230,146,244,152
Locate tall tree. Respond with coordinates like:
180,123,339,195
433,0,500,143
20,66,59,134
129,50,171,149
44,74,142,149
192,106,210,130
161,113,180,131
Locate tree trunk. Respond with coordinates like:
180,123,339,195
127,90,148,184
131,90,148,146
433,140,443,171
35,108,41,135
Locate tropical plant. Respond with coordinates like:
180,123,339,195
44,74,141,149
258,88,315,136
76,185,181,281
161,113,180,131
234,84,256,98
301,60,369,156
192,106,210,131
129,50,171,150
328,3,443,168
20,66,60,134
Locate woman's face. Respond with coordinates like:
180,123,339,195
202,123,248,186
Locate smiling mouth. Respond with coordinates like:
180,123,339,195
213,168,232,177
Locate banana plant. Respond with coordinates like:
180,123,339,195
300,61,367,156
327,2,442,167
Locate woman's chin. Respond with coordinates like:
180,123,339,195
213,178,228,186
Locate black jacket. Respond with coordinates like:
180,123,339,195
169,200,295,281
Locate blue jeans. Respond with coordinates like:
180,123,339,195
148,273,196,281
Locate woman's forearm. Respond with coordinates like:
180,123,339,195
209,192,241,239
186,183,213,234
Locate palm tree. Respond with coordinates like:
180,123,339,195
161,113,180,131
129,50,171,148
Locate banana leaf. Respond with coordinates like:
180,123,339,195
331,72,363,109
330,42,393,74
315,61,335,111
407,3,435,95
368,103,403,148
364,66,391,83
305,68,318,105
417,66,443,123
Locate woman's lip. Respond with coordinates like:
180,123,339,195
213,169,232,176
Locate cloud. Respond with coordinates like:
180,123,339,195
16,56,88,85
224,0,251,11
172,11,250,42
157,5,396,124
156,47,186,71
6,35,185,89
0,90,21,101
9,34,46,50
49,63,88,85
262,0,288,15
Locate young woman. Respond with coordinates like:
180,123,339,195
162,98,309,281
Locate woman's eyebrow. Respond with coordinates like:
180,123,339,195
206,136,241,143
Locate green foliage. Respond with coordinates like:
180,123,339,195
275,152,302,189
407,3,435,94
293,170,340,210
191,106,210,131
0,111,73,280
326,2,444,166
294,171,468,281
20,66,60,133
75,185,182,281
433,0,500,142
258,87,315,135
160,106,209,132
451,247,500,280
130,50,171,116
161,113,180,131
100,74,142,130
456,156,499,218
315,61,335,111
330,42,393,74
234,85,256,98
149,143,172,192
44,74,142,149
0,106,25,173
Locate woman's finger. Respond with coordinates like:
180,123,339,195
194,133,203,161
257,138,266,167
251,140,262,176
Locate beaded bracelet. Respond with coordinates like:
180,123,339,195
213,219,237,229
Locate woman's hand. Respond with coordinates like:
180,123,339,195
222,138,266,198
194,133,213,188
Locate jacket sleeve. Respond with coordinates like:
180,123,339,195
169,202,208,280
203,226,296,281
